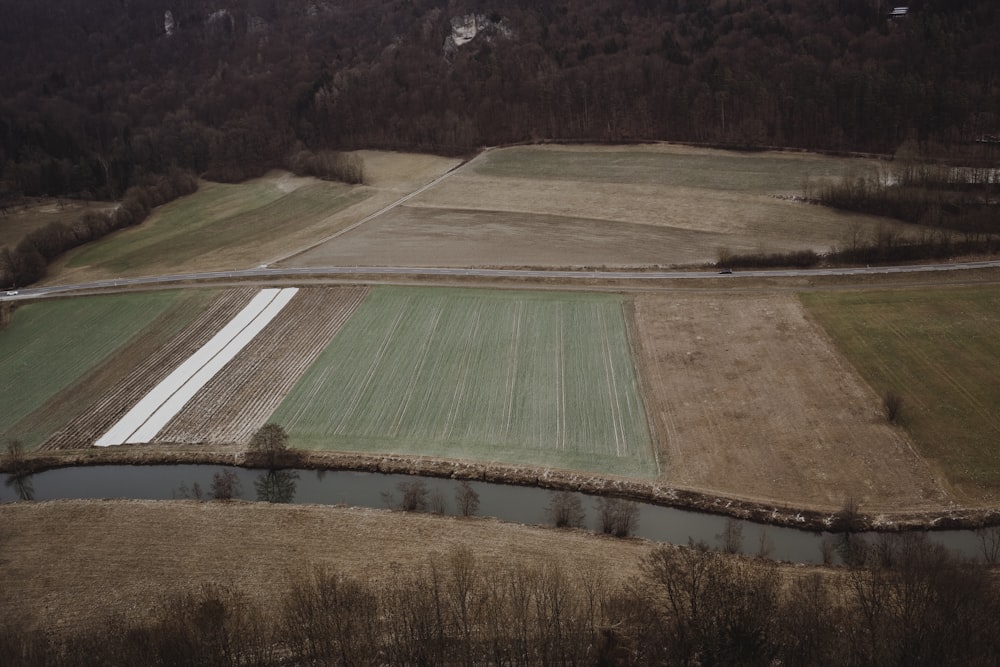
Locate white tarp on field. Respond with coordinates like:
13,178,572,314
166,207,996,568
95,288,298,446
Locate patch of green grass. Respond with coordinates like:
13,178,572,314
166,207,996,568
801,287,1000,494
0,292,187,447
67,180,369,273
476,146,872,193
272,286,657,476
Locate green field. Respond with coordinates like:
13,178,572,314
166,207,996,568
475,146,873,193
66,179,369,274
271,287,657,476
801,287,1000,496
0,291,204,448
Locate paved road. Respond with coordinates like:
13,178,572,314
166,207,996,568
3,260,998,302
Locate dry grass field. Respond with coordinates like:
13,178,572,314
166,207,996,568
289,144,920,268
802,286,1000,504
42,151,459,285
0,499,658,635
630,291,951,511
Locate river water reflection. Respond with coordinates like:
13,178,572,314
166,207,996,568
1,464,986,564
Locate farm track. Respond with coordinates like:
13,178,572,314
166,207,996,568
155,286,369,444
41,290,257,450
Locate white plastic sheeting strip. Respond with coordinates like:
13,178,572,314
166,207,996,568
95,288,298,446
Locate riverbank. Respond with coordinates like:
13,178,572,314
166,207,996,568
5,446,999,532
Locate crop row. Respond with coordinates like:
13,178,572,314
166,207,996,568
271,287,656,476
156,286,369,445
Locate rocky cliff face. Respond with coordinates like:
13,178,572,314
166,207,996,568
443,13,513,53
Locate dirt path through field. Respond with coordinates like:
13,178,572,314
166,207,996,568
631,292,952,511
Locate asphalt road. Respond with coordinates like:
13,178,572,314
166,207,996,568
3,260,999,302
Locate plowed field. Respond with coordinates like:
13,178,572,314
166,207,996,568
157,287,369,444
43,289,256,449
630,292,951,510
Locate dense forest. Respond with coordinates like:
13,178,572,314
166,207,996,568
0,0,998,202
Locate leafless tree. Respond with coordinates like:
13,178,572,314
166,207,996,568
248,423,289,468
454,480,480,517
596,497,640,538
883,390,904,423
717,517,744,554
545,491,585,528
210,469,241,501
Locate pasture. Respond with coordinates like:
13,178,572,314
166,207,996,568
289,143,920,268
0,291,212,449
271,287,657,476
801,286,1000,503
55,177,370,280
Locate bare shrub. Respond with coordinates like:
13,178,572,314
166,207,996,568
545,491,585,528
882,390,904,423
210,469,241,501
596,497,640,538
454,480,480,517
382,479,429,512
429,488,447,515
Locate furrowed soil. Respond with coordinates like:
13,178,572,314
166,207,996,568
0,499,663,636
289,144,921,269
156,286,369,445
630,291,952,511
41,289,256,449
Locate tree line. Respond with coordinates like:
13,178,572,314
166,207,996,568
2,531,999,666
0,168,197,288
1,0,998,203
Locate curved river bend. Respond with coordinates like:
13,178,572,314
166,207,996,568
1,464,987,564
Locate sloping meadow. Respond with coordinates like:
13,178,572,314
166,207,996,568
272,287,658,476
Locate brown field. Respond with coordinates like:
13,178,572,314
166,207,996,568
630,292,951,511
289,144,920,269
0,499,659,635
156,286,368,444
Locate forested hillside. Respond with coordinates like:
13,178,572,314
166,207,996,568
1,0,998,201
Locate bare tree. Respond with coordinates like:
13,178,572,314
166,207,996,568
596,497,640,538
882,390,904,423
454,480,480,517
248,423,289,468
382,479,429,512
545,491,585,528
210,469,241,501
976,526,1000,564
717,517,744,554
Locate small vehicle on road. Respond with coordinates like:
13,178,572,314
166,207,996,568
4,290,18,296
718,268,733,275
